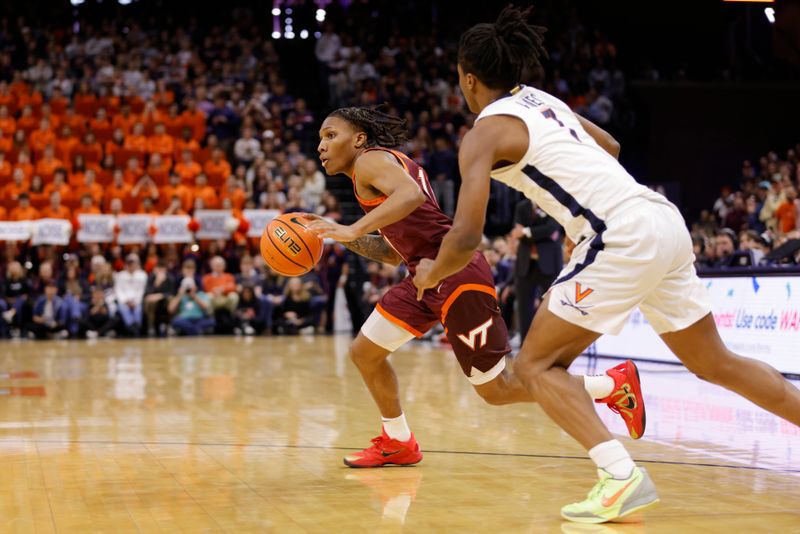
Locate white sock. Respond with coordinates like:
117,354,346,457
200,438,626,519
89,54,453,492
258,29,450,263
382,413,411,442
588,439,636,479
583,374,615,400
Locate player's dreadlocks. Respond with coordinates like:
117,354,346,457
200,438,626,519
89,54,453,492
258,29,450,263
458,5,548,90
328,107,409,148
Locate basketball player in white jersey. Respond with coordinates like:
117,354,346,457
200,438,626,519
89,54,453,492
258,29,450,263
413,5,800,524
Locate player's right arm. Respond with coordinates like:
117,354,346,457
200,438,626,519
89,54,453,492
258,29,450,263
342,234,403,266
576,115,620,159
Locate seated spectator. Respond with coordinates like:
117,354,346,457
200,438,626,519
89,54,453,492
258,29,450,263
274,278,316,335
161,173,192,212
130,174,160,207
219,176,246,210
28,281,69,340
163,195,188,215
113,253,147,336
137,196,160,216
40,191,71,220
233,285,268,335
44,167,71,201
74,169,104,206
73,194,101,218
143,260,175,336
192,173,219,208
740,230,771,265
10,193,39,221
28,174,48,210
174,148,202,185
776,186,798,235
3,167,29,208
713,228,738,267
169,276,214,336
1,261,32,337
174,127,201,161
234,126,262,165
79,286,116,339
147,122,174,160
146,152,170,186
203,148,232,187
202,255,239,315
124,122,148,153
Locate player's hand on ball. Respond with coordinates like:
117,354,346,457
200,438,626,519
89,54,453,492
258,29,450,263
305,214,359,242
413,258,439,301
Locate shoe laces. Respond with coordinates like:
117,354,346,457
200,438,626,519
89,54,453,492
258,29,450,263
369,435,388,451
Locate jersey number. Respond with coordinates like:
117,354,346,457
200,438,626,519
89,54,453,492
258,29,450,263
541,108,581,142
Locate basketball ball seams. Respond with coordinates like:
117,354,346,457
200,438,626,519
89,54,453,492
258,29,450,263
283,220,320,265
266,225,307,272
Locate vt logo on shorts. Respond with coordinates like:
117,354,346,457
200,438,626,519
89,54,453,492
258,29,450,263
560,282,594,316
457,317,493,350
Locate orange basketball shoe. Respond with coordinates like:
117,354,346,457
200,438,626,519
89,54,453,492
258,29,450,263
596,360,646,439
344,429,423,468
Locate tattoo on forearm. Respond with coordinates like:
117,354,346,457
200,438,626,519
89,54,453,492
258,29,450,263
343,235,402,265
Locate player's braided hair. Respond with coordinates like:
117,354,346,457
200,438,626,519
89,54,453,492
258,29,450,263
328,107,409,148
458,5,548,90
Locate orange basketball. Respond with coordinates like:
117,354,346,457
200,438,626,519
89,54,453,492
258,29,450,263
260,213,323,276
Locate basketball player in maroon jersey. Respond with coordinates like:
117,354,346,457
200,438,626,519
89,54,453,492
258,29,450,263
307,107,645,468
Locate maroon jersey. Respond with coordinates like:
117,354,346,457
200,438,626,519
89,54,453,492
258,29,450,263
351,147,452,274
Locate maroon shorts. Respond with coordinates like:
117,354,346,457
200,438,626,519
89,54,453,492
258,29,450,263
374,252,510,380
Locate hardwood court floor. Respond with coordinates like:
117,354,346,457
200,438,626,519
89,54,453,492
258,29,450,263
0,335,798,533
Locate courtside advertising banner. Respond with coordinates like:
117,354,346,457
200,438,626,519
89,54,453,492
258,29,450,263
77,214,115,243
590,275,800,374
243,209,280,238
0,221,33,242
195,209,232,240
31,219,72,246
154,215,192,244
116,215,152,245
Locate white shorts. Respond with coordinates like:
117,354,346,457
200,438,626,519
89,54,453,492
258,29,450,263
547,200,712,335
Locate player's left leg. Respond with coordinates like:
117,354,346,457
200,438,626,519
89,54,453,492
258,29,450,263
660,313,800,427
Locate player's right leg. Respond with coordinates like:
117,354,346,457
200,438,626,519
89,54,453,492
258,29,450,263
343,307,427,468
513,294,659,523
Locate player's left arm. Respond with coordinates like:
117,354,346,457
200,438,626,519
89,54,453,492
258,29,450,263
576,115,620,159
306,151,425,242
413,116,527,298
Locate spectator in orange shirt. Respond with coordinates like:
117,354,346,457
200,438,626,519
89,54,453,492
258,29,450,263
163,195,189,216
39,104,60,131
108,197,125,218
56,124,79,163
44,168,71,202
147,122,174,160
30,118,56,155
0,151,12,183
219,176,247,211
73,194,101,218
0,105,16,135
78,131,103,164
137,197,160,216
9,193,39,221
89,108,114,143
161,173,192,212
125,122,148,153
192,173,219,209
4,168,29,209
174,148,202,185
124,156,145,185
104,170,133,211
173,126,200,161
40,191,71,220
13,150,34,181
130,175,160,207
73,82,98,117
0,83,14,114
180,97,207,142
69,153,88,187
140,100,163,134
16,104,38,136
0,205,6,220
28,175,48,210
776,186,798,234
203,148,232,188
74,169,104,206
146,152,170,186
0,128,11,154
112,103,138,135
62,107,86,139
48,88,68,116
202,256,239,313
163,103,184,138
35,145,64,182
105,127,126,160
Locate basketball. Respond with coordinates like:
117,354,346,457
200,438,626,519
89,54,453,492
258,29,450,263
260,213,323,276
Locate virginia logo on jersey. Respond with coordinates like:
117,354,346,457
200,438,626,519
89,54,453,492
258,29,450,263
560,282,594,316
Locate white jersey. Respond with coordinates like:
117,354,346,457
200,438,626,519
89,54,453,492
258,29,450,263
475,84,668,243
